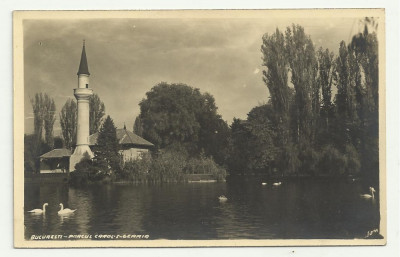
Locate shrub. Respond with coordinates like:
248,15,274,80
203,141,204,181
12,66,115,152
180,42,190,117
344,144,361,175
299,146,320,175
185,153,226,181
122,149,227,183
277,143,300,176
70,154,113,185
121,153,152,182
317,145,355,176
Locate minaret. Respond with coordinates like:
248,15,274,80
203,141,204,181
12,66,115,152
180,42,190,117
69,40,94,171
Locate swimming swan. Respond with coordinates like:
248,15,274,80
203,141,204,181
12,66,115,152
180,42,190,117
58,203,76,215
218,195,228,202
360,187,375,199
272,182,282,186
261,182,267,186
28,203,48,214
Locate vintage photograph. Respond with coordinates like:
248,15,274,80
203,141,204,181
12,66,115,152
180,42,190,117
14,10,385,247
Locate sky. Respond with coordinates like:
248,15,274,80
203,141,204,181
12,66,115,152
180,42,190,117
23,16,366,135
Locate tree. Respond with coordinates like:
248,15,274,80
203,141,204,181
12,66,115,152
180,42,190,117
228,118,252,175
59,99,77,149
228,104,278,175
43,94,56,148
53,136,64,149
317,47,335,128
139,82,229,164
95,115,121,174
332,41,362,150
261,28,291,145
133,116,143,136
349,20,379,187
89,93,105,135
24,134,51,173
285,24,318,144
30,93,44,141
30,93,56,148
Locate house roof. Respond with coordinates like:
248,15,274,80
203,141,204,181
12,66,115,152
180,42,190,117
40,148,72,159
89,128,154,147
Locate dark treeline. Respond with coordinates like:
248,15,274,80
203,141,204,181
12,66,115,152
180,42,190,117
229,22,379,188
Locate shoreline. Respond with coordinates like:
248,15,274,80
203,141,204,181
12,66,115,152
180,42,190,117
23,172,363,184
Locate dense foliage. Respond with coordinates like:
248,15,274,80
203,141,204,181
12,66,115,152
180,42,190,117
234,22,379,186
59,99,77,149
70,154,114,185
138,82,230,165
25,93,56,173
133,116,144,137
121,150,226,183
24,134,51,173
89,93,106,134
30,93,56,148
94,115,122,175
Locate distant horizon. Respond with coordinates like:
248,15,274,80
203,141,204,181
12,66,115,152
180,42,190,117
24,16,368,136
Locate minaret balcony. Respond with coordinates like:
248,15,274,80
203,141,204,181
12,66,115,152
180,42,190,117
74,88,93,100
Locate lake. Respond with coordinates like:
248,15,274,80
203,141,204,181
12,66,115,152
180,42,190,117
24,177,380,240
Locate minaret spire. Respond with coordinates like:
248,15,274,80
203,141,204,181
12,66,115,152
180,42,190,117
77,40,90,75
70,41,94,171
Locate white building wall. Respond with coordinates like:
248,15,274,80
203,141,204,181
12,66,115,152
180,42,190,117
119,148,149,162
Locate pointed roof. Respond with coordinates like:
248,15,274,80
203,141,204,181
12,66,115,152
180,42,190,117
88,129,154,148
40,148,72,159
77,41,90,75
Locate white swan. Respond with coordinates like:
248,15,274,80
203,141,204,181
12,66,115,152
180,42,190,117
218,195,228,202
360,187,376,199
58,203,76,215
272,182,282,186
261,182,267,186
28,203,48,214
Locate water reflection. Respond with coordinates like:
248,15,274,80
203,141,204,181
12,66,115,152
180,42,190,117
24,178,380,240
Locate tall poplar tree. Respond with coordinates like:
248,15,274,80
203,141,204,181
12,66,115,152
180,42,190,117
317,47,335,128
261,28,291,145
30,92,56,148
59,99,77,149
89,93,105,135
285,24,318,144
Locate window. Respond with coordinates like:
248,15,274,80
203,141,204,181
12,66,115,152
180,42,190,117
86,84,88,88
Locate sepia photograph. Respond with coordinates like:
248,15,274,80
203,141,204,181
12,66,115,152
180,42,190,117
13,9,386,247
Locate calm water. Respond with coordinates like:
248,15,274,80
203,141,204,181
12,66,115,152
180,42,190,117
24,177,380,240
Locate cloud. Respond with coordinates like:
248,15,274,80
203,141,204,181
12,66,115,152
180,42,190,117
23,17,359,133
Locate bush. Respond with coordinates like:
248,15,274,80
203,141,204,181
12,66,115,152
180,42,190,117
299,146,320,175
121,153,152,182
318,145,346,176
276,143,300,176
344,144,361,175
317,144,360,176
185,153,226,181
122,149,227,183
70,156,113,185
